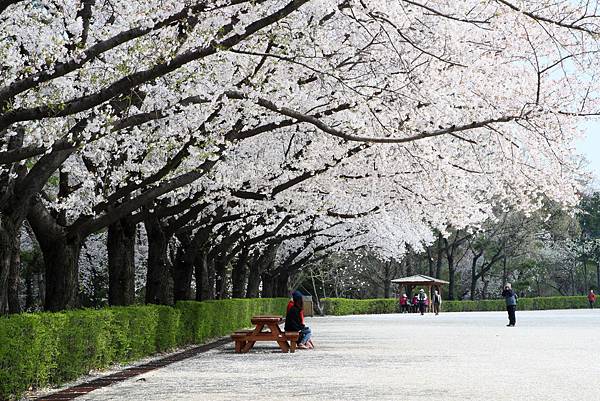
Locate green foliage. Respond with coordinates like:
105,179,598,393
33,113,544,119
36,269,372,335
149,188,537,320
0,298,287,400
322,298,398,315
322,296,593,315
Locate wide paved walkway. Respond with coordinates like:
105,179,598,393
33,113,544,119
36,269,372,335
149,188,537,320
76,310,600,401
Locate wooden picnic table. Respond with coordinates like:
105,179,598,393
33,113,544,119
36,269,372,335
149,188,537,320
231,315,299,353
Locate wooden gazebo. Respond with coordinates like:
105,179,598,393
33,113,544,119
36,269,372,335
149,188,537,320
391,274,449,312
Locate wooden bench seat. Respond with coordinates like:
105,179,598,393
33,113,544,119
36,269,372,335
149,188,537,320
231,317,302,353
284,331,300,353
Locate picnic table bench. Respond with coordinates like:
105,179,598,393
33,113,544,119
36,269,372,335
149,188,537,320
231,315,300,353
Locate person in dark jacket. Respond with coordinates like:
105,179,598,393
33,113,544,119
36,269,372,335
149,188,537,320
502,283,518,327
285,293,313,349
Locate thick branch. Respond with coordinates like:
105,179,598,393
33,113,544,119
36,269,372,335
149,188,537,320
225,90,524,144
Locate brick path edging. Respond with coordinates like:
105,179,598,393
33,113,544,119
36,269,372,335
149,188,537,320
35,338,232,401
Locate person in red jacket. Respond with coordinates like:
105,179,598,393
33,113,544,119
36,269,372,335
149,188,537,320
411,294,419,313
287,290,305,323
285,291,313,349
588,289,596,309
399,293,409,313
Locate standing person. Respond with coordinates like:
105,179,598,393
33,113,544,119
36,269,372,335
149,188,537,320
411,294,419,313
588,289,596,309
433,290,442,315
417,289,428,315
399,293,409,313
285,292,313,349
502,283,518,327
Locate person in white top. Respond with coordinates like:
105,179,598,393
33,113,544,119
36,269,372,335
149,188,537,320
417,289,428,315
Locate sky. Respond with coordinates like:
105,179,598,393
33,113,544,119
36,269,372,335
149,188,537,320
577,122,600,189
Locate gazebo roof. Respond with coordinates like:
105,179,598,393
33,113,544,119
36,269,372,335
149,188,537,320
390,274,449,285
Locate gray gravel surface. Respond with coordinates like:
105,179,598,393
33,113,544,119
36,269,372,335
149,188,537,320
76,309,600,401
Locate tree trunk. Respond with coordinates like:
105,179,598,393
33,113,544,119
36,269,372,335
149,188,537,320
144,215,173,305
447,254,456,300
470,253,482,301
107,218,136,306
481,272,489,299
214,256,228,299
274,272,289,297
435,233,444,278
0,215,19,314
246,263,261,298
7,228,21,313
41,234,82,311
25,265,35,310
261,272,274,298
231,249,249,298
383,276,391,298
426,247,434,277
207,258,216,299
194,250,213,301
173,233,196,302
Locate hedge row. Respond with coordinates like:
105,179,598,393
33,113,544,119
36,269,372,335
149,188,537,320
0,298,287,400
322,296,592,316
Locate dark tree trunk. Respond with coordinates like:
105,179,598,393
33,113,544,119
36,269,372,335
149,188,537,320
194,250,213,301
426,247,434,277
144,215,173,305
41,234,82,311
435,233,444,278
207,258,216,299
214,256,228,300
0,215,18,314
25,265,35,310
7,228,21,313
261,272,274,298
107,218,136,306
246,262,261,298
274,272,289,297
470,252,482,301
383,277,391,299
173,233,197,302
447,253,456,300
231,249,249,298
481,272,489,299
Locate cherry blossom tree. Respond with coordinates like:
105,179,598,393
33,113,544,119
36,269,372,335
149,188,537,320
1,0,600,312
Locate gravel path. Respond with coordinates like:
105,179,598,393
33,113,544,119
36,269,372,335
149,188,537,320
76,309,600,401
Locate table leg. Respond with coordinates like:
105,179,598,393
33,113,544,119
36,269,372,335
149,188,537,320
277,340,290,353
235,340,245,353
241,340,256,353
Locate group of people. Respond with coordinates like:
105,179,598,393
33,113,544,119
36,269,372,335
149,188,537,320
285,290,314,349
285,285,596,346
399,289,443,315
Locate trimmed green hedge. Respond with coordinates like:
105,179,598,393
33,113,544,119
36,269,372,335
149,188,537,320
0,298,287,400
322,296,592,316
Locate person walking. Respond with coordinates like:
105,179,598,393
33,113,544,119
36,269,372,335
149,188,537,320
417,289,428,315
399,293,409,313
588,289,596,309
502,283,518,327
433,290,442,315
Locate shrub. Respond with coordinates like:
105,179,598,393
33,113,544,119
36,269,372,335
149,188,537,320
0,298,287,400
